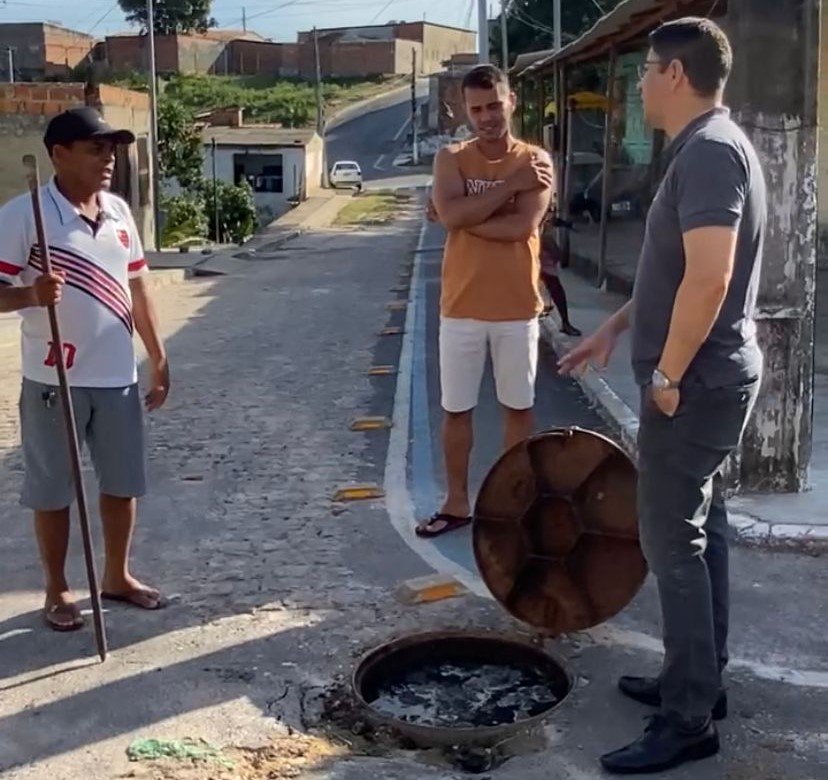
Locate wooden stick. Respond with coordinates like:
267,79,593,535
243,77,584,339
22,155,107,662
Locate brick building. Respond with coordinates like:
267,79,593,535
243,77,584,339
97,34,227,76
0,23,95,81
299,34,422,79
225,40,299,77
297,21,475,77
0,83,154,248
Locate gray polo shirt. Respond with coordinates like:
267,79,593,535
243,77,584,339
630,107,766,388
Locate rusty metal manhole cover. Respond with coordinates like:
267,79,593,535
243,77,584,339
473,427,647,634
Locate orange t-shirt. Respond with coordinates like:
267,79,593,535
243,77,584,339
439,138,544,322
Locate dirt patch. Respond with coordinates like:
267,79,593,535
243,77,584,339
118,733,348,780
334,193,400,227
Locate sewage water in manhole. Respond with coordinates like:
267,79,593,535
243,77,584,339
371,660,559,727
353,631,572,748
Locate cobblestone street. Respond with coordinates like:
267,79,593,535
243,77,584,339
1,201,826,780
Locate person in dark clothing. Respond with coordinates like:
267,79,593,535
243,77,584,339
539,209,581,336
559,17,764,775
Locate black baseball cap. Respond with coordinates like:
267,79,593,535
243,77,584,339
44,106,136,151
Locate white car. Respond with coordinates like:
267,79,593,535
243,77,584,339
330,160,363,191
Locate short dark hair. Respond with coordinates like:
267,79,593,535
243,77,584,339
649,17,732,97
462,64,509,92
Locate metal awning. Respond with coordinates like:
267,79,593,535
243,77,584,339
510,48,556,76
519,0,727,74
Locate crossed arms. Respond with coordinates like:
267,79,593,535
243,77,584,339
429,145,555,242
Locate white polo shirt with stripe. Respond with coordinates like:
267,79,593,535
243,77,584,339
0,178,148,388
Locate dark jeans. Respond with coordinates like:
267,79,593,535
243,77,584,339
637,376,759,721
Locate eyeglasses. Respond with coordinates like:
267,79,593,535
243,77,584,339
637,59,665,80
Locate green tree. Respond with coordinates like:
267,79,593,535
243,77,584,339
160,193,208,246
118,0,217,35
497,0,625,66
157,97,204,189
199,179,258,244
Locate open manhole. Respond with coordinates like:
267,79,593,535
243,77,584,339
353,630,572,748
351,428,646,752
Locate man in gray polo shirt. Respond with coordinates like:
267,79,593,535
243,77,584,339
559,18,764,774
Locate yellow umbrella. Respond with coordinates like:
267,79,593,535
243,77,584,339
545,91,609,117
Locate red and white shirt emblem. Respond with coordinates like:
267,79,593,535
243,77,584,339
117,229,130,248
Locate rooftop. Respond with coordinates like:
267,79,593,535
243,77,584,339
518,0,726,73
301,20,475,36
202,126,318,147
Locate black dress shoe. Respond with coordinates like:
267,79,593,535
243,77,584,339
600,714,720,775
618,676,728,720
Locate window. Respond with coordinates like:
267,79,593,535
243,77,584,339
234,153,284,194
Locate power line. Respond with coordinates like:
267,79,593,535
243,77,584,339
370,0,394,24
86,2,119,36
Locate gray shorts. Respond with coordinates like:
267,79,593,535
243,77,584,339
19,379,147,511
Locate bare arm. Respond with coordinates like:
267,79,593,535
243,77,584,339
130,276,169,411
657,227,736,381
131,277,165,364
466,153,554,242
431,146,521,230
0,285,36,313
605,299,633,337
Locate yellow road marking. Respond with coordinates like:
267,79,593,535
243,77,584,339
350,416,393,431
333,485,386,502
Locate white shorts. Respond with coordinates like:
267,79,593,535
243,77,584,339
439,317,540,413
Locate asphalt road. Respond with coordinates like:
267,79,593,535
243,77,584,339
325,88,431,190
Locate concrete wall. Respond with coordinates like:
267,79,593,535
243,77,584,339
0,82,155,249
304,133,324,194
90,85,154,248
305,39,423,78
0,23,94,81
726,0,819,492
0,83,85,204
398,22,476,74
434,70,470,135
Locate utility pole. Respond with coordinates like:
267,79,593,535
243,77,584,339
313,27,328,187
499,0,509,69
477,0,489,64
242,7,247,32
411,49,419,166
553,0,562,51
146,0,161,251
211,138,219,243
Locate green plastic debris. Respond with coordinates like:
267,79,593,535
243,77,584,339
126,737,233,768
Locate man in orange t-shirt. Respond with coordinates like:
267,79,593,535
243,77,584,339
416,64,554,538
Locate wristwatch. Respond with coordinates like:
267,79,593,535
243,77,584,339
652,368,679,391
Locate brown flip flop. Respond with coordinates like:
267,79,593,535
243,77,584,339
415,512,472,538
44,602,85,632
101,588,165,610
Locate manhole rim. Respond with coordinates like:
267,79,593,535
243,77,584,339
351,629,574,747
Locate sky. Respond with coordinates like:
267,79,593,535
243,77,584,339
0,0,487,42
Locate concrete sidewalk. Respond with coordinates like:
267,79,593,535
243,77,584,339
145,191,354,279
541,268,828,546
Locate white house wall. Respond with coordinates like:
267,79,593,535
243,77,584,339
203,144,309,226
